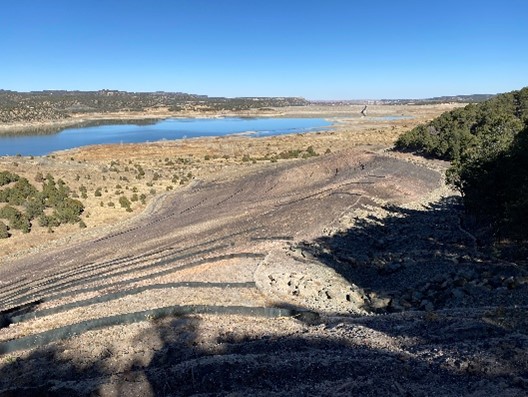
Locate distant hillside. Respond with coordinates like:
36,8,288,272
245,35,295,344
310,94,494,106
395,87,528,244
423,93,495,103
0,90,308,124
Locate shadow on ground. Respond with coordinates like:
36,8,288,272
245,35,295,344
1,197,528,396
301,196,528,313
1,310,528,396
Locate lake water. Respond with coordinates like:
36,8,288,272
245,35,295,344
0,117,332,157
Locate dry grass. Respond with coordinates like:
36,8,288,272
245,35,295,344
0,103,461,262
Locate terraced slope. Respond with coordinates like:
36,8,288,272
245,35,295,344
2,149,527,396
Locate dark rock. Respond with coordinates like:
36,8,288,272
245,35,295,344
503,276,517,289
419,283,431,292
513,376,528,390
457,269,478,280
451,288,466,300
453,276,467,287
389,261,403,271
420,300,434,311
440,279,451,289
389,299,406,312
411,291,424,302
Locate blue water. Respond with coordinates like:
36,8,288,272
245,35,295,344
0,117,332,157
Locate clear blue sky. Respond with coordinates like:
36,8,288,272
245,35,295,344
1,0,527,99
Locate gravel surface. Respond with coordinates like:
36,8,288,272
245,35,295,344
0,148,527,396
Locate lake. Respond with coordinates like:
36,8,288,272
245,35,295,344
0,117,333,157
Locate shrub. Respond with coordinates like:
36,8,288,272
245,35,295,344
25,197,45,220
0,221,10,239
278,150,301,159
0,205,30,231
119,196,132,210
55,198,84,224
0,178,38,205
38,214,60,228
0,171,20,186
306,146,317,157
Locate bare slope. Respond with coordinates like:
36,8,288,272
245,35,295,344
1,148,527,395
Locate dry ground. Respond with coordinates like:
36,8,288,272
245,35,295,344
4,104,525,396
0,103,460,261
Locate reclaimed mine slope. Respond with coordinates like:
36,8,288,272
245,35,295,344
2,148,527,396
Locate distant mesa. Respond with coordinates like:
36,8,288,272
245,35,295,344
0,89,309,125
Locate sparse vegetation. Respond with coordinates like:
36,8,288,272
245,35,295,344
0,102,455,258
0,171,20,186
0,171,84,237
0,220,9,239
0,90,308,126
119,196,132,212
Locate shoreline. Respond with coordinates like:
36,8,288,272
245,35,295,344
0,116,335,158
0,103,463,137
0,102,460,265
0,109,286,136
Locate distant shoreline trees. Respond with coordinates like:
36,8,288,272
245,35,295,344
0,90,309,125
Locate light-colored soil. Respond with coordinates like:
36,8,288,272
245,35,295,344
3,103,526,396
0,103,459,261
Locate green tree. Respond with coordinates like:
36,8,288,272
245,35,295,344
396,86,528,242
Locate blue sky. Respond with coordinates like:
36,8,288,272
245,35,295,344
1,0,527,99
